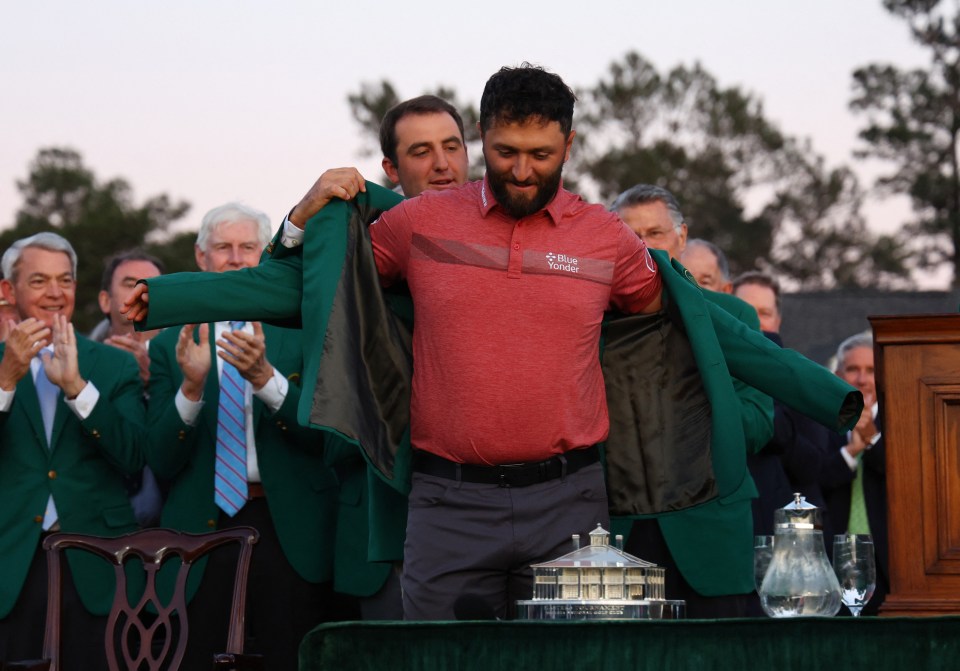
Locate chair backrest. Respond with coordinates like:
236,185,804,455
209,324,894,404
40,526,259,671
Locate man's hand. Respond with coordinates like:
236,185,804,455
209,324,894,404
288,167,367,229
176,324,210,402
121,283,150,322
218,322,274,390
0,318,16,343
43,314,86,399
844,426,868,460
854,399,879,445
844,402,876,461
0,318,51,391
104,334,151,385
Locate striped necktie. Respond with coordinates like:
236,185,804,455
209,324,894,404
214,321,248,516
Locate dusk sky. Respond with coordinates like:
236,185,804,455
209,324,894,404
0,1,935,282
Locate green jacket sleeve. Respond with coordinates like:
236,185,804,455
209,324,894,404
705,301,862,433
139,254,305,331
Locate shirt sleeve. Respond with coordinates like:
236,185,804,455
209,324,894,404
609,222,662,314
253,367,288,414
840,444,859,470
0,387,13,413
369,199,416,286
64,381,99,420
175,387,204,426
281,217,305,248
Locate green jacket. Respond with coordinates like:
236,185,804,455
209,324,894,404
139,187,407,598
139,182,861,596
0,336,145,617
599,258,838,594
703,290,774,455
323,433,405,596
146,322,338,600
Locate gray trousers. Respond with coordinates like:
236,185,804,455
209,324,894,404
401,461,609,620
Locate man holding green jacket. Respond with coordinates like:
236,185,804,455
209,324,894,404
125,179,859,619
125,69,861,621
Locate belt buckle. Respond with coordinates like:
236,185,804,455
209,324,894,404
497,462,524,488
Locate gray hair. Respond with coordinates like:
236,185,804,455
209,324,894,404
835,332,873,372
1,232,78,282
610,184,685,232
196,202,271,251
685,238,731,282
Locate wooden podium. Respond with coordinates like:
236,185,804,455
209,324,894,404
871,313,960,616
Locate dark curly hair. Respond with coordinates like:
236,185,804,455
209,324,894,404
479,63,576,135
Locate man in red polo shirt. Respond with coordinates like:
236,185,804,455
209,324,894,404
289,65,662,619
126,66,664,621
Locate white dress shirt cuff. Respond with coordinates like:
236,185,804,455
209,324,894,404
281,217,305,248
175,387,204,426
840,446,858,470
65,381,99,420
254,367,288,414
0,386,13,413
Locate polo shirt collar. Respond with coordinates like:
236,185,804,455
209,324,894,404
478,174,569,226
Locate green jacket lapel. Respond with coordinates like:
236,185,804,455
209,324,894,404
300,185,409,483
48,335,95,450
203,324,221,437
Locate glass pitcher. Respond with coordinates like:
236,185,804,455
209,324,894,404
759,493,842,617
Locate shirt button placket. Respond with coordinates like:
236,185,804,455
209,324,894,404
508,222,524,278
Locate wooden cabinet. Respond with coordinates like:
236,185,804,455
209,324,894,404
871,314,960,616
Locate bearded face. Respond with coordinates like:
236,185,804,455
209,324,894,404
481,117,573,219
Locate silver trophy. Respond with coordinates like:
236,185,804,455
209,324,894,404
516,524,685,620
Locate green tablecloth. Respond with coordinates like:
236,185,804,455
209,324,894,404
300,617,960,670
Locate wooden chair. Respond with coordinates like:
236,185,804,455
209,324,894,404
8,526,262,671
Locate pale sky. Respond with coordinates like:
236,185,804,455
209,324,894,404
0,0,934,282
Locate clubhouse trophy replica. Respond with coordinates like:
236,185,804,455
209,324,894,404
515,524,685,620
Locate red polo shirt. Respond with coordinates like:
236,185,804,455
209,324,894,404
370,178,661,465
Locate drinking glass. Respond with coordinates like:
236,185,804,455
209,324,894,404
753,535,775,593
832,534,876,617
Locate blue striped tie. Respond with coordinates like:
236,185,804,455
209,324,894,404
214,321,248,516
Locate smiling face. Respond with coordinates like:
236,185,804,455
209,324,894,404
1,246,76,327
482,117,573,218
382,111,469,197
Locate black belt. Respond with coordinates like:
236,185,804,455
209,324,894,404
412,446,599,488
